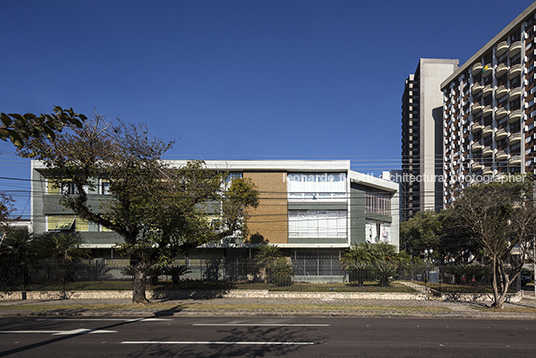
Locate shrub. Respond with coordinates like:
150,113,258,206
269,259,294,286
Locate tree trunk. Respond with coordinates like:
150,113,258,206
131,259,149,304
491,257,502,308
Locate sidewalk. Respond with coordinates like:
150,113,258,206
1,295,536,320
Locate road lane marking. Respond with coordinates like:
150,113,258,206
193,323,329,327
121,341,314,345
0,329,117,335
36,318,172,322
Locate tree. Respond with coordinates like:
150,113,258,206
0,193,15,246
1,106,86,147
34,232,89,261
255,245,293,285
19,114,259,304
341,242,410,286
451,180,536,309
0,106,86,246
400,211,443,256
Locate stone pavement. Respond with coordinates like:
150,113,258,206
1,294,536,320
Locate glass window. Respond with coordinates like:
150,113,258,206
287,173,346,200
288,210,347,238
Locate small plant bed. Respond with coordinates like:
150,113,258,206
408,281,517,294
268,282,416,293
3,280,418,293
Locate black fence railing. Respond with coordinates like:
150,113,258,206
0,256,520,292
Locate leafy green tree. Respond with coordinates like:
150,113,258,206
20,114,258,304
255,245,293,285
34,232,89,261
0,229,35,288
0,193,15,246
1,106,86,148
400,211,443,256
341,242,410,286
340,242,374,285
451,180,536,309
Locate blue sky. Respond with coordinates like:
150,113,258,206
1,0,535,218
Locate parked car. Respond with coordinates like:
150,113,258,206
521,270,532,286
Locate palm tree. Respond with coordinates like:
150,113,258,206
341,243,374,285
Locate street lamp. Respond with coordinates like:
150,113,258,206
424,248,433,296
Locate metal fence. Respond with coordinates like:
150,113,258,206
0,256,516,291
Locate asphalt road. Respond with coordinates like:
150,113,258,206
1,316,535,357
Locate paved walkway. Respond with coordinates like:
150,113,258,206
1,295,536,320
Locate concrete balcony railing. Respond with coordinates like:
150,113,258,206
471,142,484,152
508,109,522,123
496,40,509,57
483,167,493,175
482,146,493,156
472,62,483,75
471,82,483,94
482,63,493,77
508,86,522,101
482,105,493,116
496,107,509,120
495,62,509,77
482,125,493,136
508,132,522,144
472,102,483,114
471,122,484,133
483,84,493,96
471,161,483,171
495,128,508,140
509,155,522,165
496,85,508,98
508,63,522,79
495,150,508,161
508,41,522,57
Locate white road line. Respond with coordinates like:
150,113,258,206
36,318,172,322
193,323,329,327
121,341,314,345
0,329,117,335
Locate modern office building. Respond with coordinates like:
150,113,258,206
401,59,458,220
30,160,399,259
441,1,536,204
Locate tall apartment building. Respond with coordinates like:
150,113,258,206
401,59,458,220
442,2,536,204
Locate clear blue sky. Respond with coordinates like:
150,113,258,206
1,0,534,218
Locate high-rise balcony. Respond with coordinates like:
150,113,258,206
508,87,522,101
495,63,509,77
472,102,483,114
509,155,522,165
508,41,522,57
471,161,483,171
483,167,493,175
496,41,509,57
482,105,493,116
482,146,493,156
508,109,522,123
471,82,483,94
483,125,493,136
496,107,509,119
508,64,522,79
496,85,508,98
482,63,493,77
483,84,493,96
496,150,508,161
471,122,484,133
495,128,508,140
508,132,522,144
471,142,484,152
472,62,483,75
